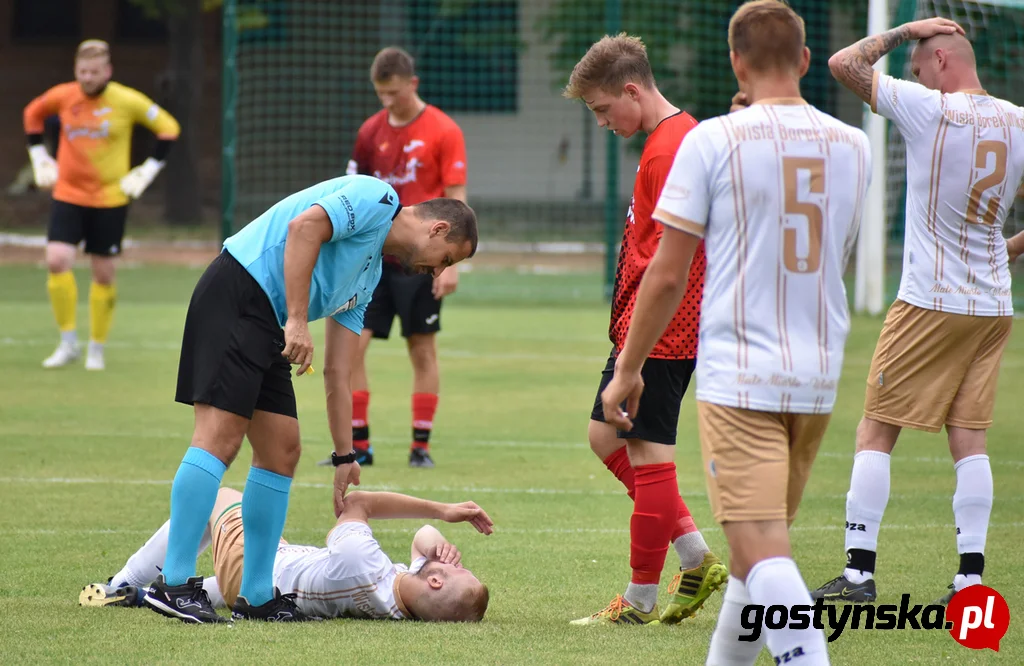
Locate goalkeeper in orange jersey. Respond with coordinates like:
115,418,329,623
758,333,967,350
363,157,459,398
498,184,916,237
24,39,180,371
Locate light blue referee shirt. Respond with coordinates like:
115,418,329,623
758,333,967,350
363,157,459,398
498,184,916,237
223,175,400,334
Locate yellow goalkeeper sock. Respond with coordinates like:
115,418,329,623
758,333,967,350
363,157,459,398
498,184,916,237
89,282,117,344
46,271,78,333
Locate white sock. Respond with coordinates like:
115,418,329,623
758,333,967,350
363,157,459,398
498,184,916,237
746,558,830,665
110,520,212,588
203,576,227,609
843,451,890,582
953,454,992,555
674,531,711,570
61,330,78,346
953,574,982,592
707,576,764,666
624,583,659,614
88,340,104,353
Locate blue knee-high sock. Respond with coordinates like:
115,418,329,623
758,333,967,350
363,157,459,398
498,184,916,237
238,467,292,607
162,447,227,586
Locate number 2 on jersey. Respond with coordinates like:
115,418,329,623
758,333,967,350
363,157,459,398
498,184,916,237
966,140,1007,226
782,157,825,274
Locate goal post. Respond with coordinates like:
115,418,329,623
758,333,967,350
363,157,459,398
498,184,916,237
856,0,889,316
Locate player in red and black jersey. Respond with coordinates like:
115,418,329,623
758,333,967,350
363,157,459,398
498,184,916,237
563,35,727,627
323,47,468,470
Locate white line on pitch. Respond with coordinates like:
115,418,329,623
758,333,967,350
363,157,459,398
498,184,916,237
0,337,609,364
3,522,1022,539
4,429,1023,469
2,476,1022,502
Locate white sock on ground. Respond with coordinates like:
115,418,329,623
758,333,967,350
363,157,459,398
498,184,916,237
110,520,212,588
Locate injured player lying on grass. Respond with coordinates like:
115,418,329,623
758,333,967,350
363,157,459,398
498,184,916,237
79,488,492,622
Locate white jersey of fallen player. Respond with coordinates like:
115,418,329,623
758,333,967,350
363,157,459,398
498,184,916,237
653,101,871,414
874,73,1024,316
272,521,426,620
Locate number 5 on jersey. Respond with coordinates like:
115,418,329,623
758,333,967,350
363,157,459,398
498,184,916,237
783,156,825,274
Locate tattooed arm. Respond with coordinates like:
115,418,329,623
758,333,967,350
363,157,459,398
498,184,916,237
828,18,964,106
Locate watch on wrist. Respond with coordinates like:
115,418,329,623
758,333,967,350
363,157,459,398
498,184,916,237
331,451,358,466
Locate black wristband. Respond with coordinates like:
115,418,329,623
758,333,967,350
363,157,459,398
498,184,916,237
153,138,174,161
331,451,358,466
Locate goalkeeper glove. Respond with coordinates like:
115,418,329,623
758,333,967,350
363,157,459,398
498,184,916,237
120,157,165,199
28,145,58,188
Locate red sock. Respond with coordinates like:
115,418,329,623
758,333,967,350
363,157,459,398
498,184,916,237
670,495,698,541
602,447,636,500
352,390,370,451
630,462,679,584
603,448,697,541
411,393,438,451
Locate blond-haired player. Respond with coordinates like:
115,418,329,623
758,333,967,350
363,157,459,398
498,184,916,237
81,487,491,623
812,18,1024,606
562,33,727,627
602,2,870,664
24,40,180,371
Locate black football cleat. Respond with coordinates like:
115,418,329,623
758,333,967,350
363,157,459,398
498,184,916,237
810,574,877,603
409,448,434,468
143,575,229,623
232,588,313,622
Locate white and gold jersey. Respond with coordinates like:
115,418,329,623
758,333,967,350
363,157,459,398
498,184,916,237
654,101,871,414
873,73,1024,316
272,521,426,620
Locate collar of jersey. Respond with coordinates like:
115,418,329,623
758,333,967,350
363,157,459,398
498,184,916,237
393,572,417,620
752,97,808,106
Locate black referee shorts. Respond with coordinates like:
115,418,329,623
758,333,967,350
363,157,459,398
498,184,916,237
590,350,696,445
48,199,129,257
364,261,442,339
175,251,297,419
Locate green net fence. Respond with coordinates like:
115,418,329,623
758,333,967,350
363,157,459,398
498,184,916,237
221,0,1024,307
221,0,866,238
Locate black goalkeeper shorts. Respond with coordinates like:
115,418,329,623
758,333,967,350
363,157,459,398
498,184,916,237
48,199,128,257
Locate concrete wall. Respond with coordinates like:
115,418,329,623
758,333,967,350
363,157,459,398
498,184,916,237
448,0,640,203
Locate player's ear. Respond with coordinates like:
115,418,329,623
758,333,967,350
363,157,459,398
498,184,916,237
409,75,420,91
623,82,641,101
798,47,811,78
730,51,746,85
427,573,444,590
430,220,452,238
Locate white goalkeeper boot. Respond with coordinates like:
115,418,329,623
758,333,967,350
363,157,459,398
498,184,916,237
85,341,105,371
42,339,80,368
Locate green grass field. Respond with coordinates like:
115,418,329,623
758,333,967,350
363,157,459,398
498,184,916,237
0,263,1020,665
